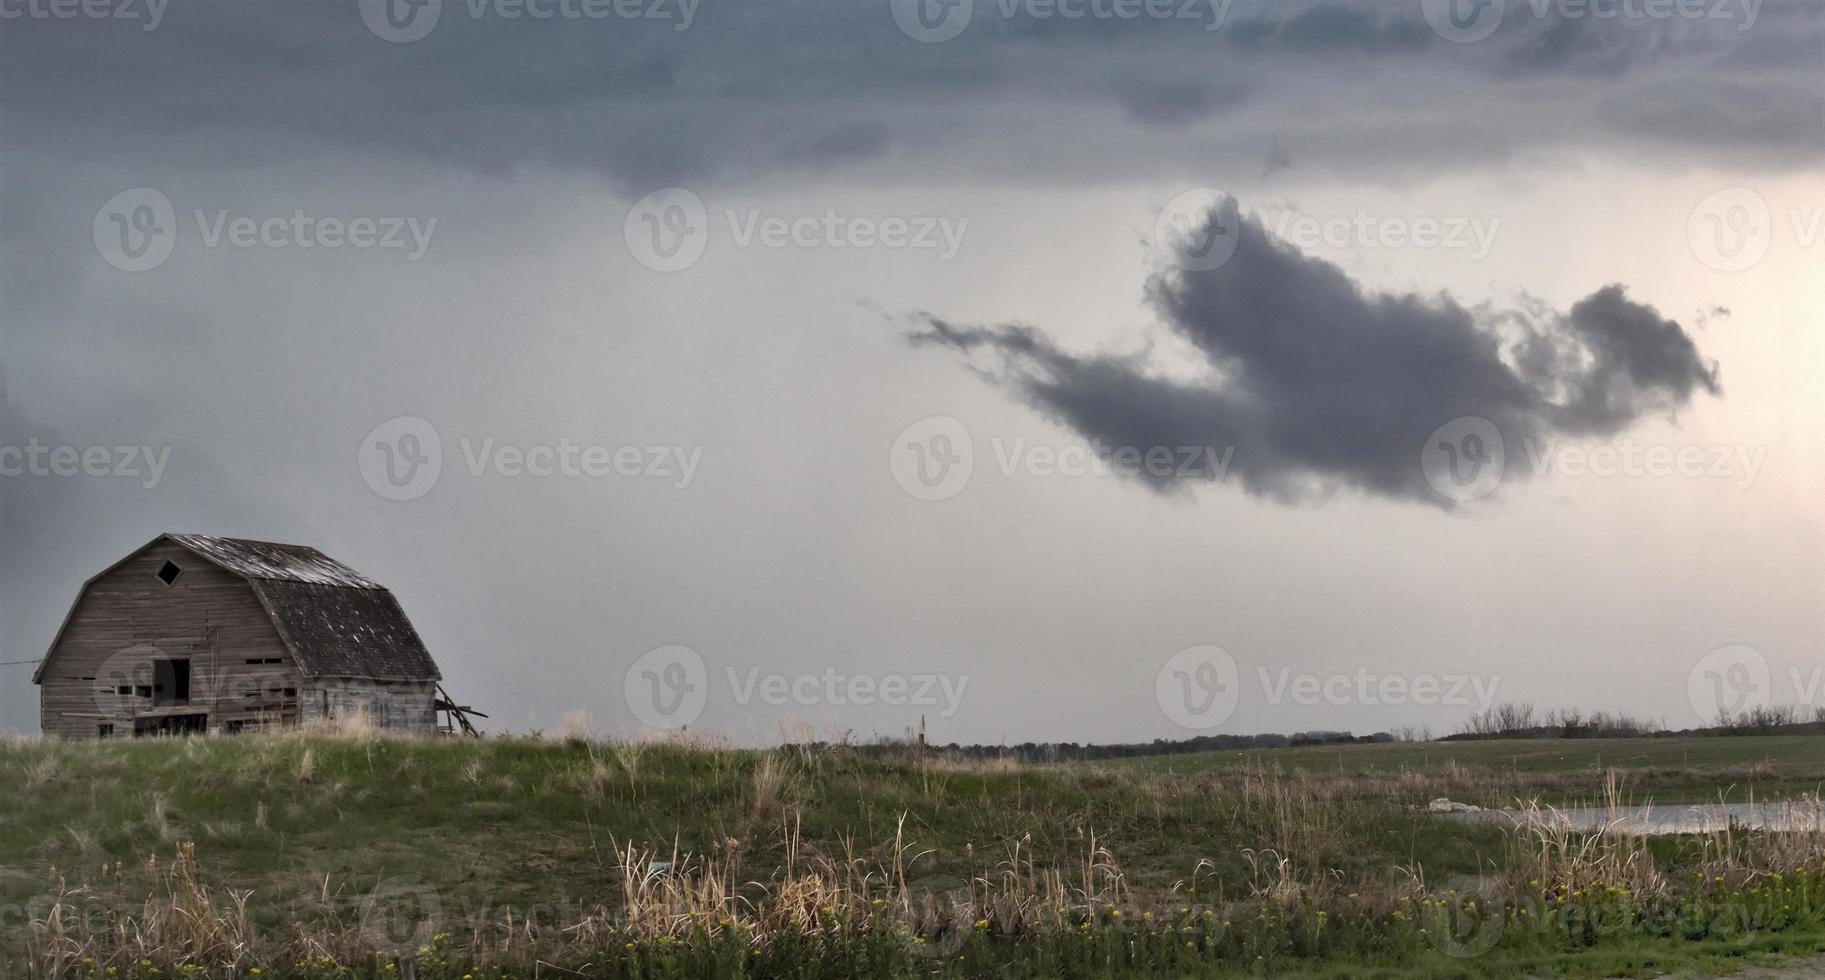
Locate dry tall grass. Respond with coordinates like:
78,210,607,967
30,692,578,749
1503,778,1825,899
26,843,255,975
558,710,596,746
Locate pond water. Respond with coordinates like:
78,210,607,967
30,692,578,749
1444,801,1823,835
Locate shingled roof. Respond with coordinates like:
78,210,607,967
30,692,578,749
36,534,440,683
165,533,386,589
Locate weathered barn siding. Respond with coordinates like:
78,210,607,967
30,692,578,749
301,677,439,732
37,541,304,738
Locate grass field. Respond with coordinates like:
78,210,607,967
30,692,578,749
2,730,1822,978
1099,736,1825,801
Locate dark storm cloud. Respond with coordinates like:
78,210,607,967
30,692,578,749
0,0,1817,192
908,205,1720,505
1115,76,1248,126
1227,2,1432,51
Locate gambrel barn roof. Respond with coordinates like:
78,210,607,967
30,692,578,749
35,533,441,684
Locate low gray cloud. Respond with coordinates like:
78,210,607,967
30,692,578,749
0,0,1816,196
1228,2,1432,51
908,202,1721,505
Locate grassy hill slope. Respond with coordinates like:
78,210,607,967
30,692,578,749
2,732,1822,978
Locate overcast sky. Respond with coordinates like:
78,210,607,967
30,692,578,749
2,0,1820,743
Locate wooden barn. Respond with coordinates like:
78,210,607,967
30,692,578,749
33,533,444,738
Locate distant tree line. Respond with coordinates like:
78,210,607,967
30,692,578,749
1443,702,1825,741
836,729,1397,764
796,703,1823,765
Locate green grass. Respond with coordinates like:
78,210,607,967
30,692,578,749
1,732,1821,978
1099,736,1825,801
0,735,1504,921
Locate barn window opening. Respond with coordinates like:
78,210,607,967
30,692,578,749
118,685,131,696
97,724,114,738
156,561,183,586
135,685,151,698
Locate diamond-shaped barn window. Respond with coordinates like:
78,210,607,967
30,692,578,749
157,561,182,586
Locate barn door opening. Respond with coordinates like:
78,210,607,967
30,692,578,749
153,658,191,706
134,714,207,737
